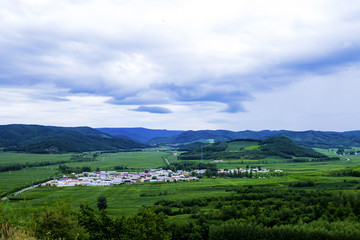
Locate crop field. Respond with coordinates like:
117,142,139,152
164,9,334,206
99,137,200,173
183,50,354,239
3,148,360,220
6,176,318,216
225,140,259,152
0,166,57,196
0,150,178,196
9,172,360,219
62,150,178,170
0,152,74,166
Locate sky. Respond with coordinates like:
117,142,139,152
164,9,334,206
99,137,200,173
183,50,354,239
1,0,360,131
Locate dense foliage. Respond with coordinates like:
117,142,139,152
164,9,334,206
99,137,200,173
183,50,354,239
261,137,327,158
179,137,328,160
177,142,204,151
97,127,184,143
3,185,360,239
148,129,360,148
0,124,146,153
329,168,360,177
163,161,217,173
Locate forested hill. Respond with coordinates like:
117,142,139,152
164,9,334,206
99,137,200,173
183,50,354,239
179,137,329,161
96,127,184,143
148,130,360,148
0,124,146,153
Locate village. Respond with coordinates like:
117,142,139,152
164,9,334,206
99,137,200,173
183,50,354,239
44,167,283,187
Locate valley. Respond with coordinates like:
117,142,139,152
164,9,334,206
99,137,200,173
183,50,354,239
2,124,360,239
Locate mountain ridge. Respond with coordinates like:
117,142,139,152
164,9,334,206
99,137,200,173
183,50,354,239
147,129,360,148
0,124,146,153
96,127,183,143
178,136,329,161
3,124,360,152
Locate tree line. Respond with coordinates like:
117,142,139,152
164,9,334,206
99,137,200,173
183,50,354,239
0,153,98,173
3,185,360,239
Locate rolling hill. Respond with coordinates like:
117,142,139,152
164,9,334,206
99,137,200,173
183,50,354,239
96,127,183,143
148,130,360,148
178,137,330,161
0,124,146,153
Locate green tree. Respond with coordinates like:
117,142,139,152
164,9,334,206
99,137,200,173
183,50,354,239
33,201,88,240
77,202,122,240
124,207,171,240
97,196,108,211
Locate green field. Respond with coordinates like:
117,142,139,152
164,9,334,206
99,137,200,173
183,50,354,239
0,152,75,196
0,152,74,166
2,148,360,213
3,149,360,217
225,140,259,152
60,151,179,170
3,147,360,239
0,150,178,196
0,166,57,196
11,175,350,217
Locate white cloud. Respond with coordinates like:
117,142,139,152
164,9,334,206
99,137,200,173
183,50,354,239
1,0,360,129
234,63,360,131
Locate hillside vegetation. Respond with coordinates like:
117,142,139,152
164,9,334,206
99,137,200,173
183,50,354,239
148,129,360,148
97,127,184,143
179,137,330,160
0,124,146,153
3,145,360,239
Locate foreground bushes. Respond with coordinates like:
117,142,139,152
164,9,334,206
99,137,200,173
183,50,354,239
3,187,360,239
209,220,360,240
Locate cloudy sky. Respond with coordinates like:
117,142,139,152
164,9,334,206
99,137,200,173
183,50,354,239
1,0,360,131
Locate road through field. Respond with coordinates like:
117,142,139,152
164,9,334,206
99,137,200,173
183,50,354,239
2,184,40,200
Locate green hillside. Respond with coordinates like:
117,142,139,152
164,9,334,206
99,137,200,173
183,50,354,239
96,127,184,143
0,124,146,153
148,129,360,148
179,137,330,160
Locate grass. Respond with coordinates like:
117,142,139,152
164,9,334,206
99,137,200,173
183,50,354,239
61,151,174,171
225,141,258,152
4,148,360,219
0,150,176,196
10,174,360,218
0,166,57,196
0,152,74,166
10,177,291,216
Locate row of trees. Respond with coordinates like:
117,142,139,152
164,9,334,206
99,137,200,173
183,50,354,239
58,165,92,174
163,161,217,172
0,153,98,173
329,168,360,177
289,157,339,163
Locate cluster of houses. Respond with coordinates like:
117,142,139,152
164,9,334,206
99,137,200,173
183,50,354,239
44,169,200,187
43,167,283,187
218,168,283,174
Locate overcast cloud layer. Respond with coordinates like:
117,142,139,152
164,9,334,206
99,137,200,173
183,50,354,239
1,0,360,131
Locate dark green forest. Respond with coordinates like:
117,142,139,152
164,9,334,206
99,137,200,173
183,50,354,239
3,185,360,239
179,137,329,160
0,124,146,153
147,129,360,148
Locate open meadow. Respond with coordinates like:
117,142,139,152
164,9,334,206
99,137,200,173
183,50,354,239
0,150,178,196
2,148,360,219
3,148,360,239
61,150,178,171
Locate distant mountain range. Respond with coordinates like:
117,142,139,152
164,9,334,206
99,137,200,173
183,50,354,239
0,124,146,153
96,127,183,143
146,129,360,148
96,128,360,148
2,125,360,153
